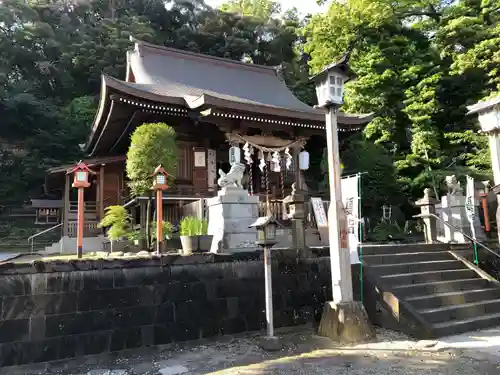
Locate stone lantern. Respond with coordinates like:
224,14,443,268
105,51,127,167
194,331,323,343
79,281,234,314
467,96,500,241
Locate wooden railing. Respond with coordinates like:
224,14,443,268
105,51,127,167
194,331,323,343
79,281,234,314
69,201,98,213
35,208,61,224
67,221,100,238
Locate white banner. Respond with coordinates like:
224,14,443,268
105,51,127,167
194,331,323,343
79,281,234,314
466,175,476,240
341,175,361,264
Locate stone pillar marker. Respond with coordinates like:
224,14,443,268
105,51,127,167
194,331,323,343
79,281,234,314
415,188,439,244
207,163,259,253
467,96,500,242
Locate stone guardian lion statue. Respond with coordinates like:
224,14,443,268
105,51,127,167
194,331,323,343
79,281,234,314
445,175,463,196
217,162,246,189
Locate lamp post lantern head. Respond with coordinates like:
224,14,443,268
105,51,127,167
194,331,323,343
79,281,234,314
249,216,279,247
69,161,93,188
310,54,354,109
152,165,169,190
466,96,500,133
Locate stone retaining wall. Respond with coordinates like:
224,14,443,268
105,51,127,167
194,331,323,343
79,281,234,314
0,249,361,367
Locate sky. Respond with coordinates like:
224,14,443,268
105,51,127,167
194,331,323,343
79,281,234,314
204,0,327,16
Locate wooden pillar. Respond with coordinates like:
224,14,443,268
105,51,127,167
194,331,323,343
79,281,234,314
99,165,105,219
63,174,70,236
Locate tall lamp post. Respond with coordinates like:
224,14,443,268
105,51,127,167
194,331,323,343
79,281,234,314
152,165,169,255
68,161,94,259
310,58,375,343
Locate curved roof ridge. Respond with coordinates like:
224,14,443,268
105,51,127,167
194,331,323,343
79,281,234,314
131,37,279,76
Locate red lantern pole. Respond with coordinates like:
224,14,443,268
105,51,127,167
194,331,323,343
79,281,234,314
69,161,93,259
152,165,169,255
156,189,163,255
77,187,85,258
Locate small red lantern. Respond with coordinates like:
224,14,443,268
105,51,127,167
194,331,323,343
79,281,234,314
69,161,93,188
152,165,169,191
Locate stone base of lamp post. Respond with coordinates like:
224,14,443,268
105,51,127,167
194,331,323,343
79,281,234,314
259,336,282,351
318,301,376,344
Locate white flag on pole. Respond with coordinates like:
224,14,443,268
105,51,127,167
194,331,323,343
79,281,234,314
341,175,361,264
466,175,476,240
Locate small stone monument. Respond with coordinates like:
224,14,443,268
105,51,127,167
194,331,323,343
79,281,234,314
415,188,439,244
207,163,260,252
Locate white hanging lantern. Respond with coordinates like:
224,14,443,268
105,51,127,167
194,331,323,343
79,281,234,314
229,146,241,165
299,150,310,170
284,148,292,169
258,150,266,172
271,151,281,172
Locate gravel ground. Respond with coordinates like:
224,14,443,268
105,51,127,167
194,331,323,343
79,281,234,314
3,327,499,375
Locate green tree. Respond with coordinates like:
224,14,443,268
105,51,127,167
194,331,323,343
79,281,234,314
126,123,178,247
126,123,178,195
322,134,402,218
220,0,281,20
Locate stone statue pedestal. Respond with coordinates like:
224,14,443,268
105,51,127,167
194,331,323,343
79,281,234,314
448,194,470,243
207,187,260,253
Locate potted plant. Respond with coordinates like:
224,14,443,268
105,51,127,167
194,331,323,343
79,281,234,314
151,220,173,251
180,216,199,254
198,218,213,252
127,230,145,246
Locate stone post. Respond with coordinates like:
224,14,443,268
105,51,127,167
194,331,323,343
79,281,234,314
282,183,308,250
415,188,439,244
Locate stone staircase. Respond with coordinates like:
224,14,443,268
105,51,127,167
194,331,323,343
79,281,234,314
361,243,500,339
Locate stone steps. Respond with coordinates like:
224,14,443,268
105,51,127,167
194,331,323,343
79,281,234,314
406,288,500,309
362,251,452,265
370,260,465,275
361,243,500,339
431,312,500,337
392,278,490,296
418,298,500,323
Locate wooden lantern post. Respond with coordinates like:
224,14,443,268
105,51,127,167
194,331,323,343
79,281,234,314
310,58,375,343
152,165,169,255
68,161,93,259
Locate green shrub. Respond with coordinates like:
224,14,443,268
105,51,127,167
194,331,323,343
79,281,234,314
98,205,131,241
180,217,208,236
151,220,173,240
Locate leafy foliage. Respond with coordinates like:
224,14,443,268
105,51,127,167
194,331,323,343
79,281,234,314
322,134,402,218
98,205,131,241
0,0,304,205
2,0,500,220
180,217,208,236
151,221,174,241
306,0,499,204
126,123,178,196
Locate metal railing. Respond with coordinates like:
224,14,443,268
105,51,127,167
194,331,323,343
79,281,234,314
415,213,500,263
27,223,62,254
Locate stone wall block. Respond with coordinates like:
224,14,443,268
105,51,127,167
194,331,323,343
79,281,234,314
46,272,83,293
0,275,32,297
